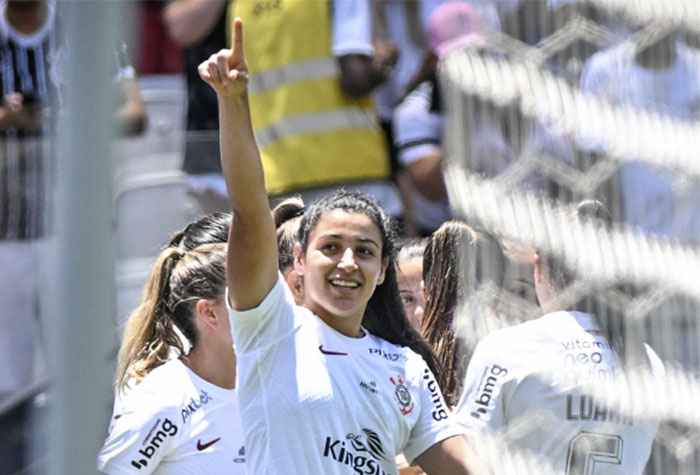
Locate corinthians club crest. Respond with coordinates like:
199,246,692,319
389,375,414,416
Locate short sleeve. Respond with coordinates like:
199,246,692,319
97,402,181,475
393,81,443,166
453,338,511,437
331,0,373,57
402,363,463,463
227,273,298,355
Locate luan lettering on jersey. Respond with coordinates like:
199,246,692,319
130,418,178,469
322,429,390,475
566,395,633,425
469,364,508,419
423,368,449,421
368,347,408,362
181,390,213,423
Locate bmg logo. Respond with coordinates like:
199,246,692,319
471,364,508,419
130,418,178,469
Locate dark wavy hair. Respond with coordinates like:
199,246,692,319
298,190,442,379
168,212,231,251
272,197,305,273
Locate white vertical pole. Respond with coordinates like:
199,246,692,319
44,2,119,473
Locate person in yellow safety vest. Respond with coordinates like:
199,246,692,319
228,0,403,216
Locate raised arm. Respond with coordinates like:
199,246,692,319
198,18,278,310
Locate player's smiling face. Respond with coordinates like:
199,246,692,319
295,209,388,337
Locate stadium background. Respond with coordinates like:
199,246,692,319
0,1,699,473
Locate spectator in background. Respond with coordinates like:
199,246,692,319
0,0,145,401
581,26,700,242
393,2,484,236
369,0,428,177
164,0,230,214
135,0,182,74
226,0,403,219
396,237,429,333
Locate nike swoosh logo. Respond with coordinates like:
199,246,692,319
319,345,348,356
197,437,221,451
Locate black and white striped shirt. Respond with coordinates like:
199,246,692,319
0,0,61,240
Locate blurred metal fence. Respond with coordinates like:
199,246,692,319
441,1,700,473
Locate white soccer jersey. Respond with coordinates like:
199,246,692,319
455,311,664,474
98,359,246,475
228,274,461,475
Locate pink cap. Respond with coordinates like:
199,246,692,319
426,2,484,57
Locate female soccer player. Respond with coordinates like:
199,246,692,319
273,197,305,305
396,238,429,333
198,18,487,475
454,201,665,473
421,221,506,407
98,224,246,473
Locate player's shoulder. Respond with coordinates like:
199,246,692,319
119,360,192,409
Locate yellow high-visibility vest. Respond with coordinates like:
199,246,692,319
229,0,389,195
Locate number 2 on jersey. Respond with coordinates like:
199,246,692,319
566,432,622,474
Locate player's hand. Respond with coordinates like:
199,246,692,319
198,17,248,98
2,93,46,130
372,39,399,80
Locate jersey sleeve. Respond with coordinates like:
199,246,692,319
453,337,512,437
402,362,463,464
331,0,374,57
226,273,298,355
97,399,181,475
392,82,443,166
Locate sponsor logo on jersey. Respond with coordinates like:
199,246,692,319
470,364,508,419
196,437,221,451
130,418,178,469
359,380,379,395
233,445,246,464
323,428,390,474
368,347,407,362
181,390,213,423
319,344,348,356
423,368,449,422
389,375,414,416
561,338,610,351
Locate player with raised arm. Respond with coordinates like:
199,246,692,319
198,18,488,475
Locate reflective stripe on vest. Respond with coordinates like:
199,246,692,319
230,0,389,195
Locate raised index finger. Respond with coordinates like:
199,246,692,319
231,17,245,63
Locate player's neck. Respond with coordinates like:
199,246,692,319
184,344,237,390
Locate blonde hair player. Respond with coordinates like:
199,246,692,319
98,216,245,474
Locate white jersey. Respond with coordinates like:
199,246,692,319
98,359,246,475
580,41,700,241
228,274,461,475
455,311,664,474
